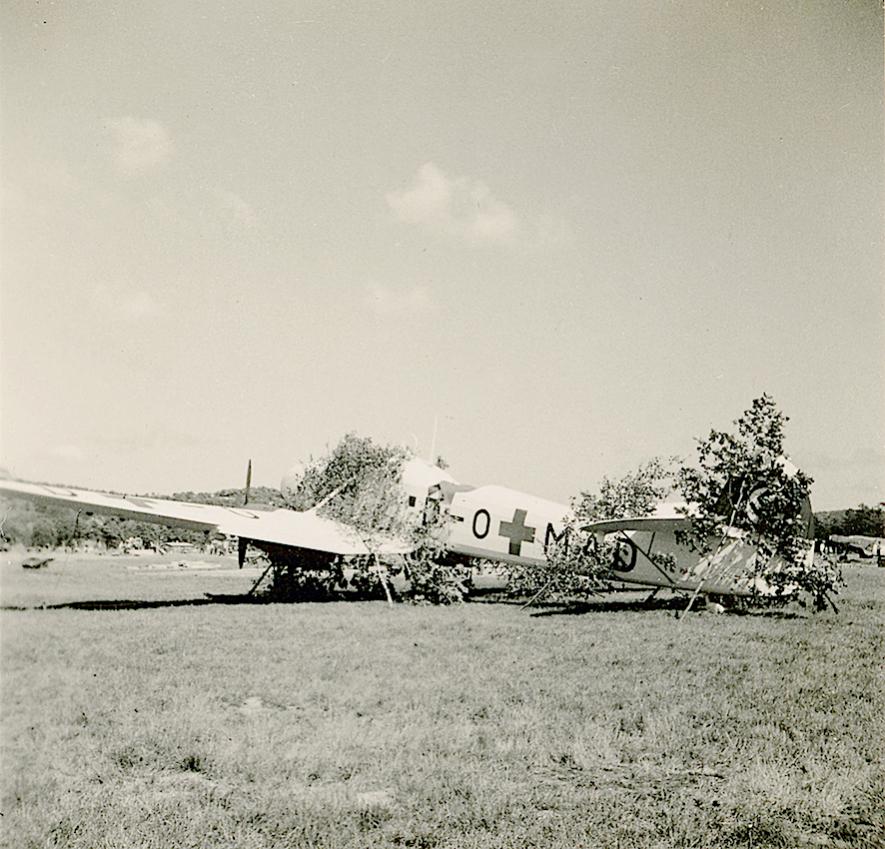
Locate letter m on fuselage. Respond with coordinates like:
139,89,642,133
544,522,568,555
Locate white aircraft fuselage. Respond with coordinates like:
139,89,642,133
391,459,798,598
0,454,812,601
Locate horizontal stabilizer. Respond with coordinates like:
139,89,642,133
582,516,689,535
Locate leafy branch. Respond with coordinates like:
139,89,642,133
675,394,840,610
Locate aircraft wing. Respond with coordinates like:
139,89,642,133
829,535,883,557
0,479,411,556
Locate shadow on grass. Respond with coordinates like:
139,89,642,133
0,589,398,611
528,597,804,619
527,596,687,616
1,591,805,618
0,595,275,611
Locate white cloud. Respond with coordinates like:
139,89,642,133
386,162,519,245
107,117,174,174
386,162,453,225
366,282,433,317
211,188,258,230
467,182,519,242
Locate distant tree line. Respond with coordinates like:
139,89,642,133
813,504,884,540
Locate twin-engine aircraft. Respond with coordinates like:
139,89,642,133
0,456,810,600
828,534,884,559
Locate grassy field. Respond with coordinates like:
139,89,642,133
1,552,883,848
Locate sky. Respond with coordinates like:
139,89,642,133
1,0,882,511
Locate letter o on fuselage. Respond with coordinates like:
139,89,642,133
472,508,491,539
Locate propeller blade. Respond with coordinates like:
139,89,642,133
244,459,252,506
238,537,248,569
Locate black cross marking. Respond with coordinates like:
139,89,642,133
499,509,535,556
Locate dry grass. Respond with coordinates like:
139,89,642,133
1,552,883,848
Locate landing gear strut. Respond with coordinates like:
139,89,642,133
244,544,344,600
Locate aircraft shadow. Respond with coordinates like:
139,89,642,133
528,598,803,618
1,590,398,611
527,597,687,616
3,593,803,618
1,595,275,612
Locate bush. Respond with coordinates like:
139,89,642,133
274,434,461,602
675,394,841,610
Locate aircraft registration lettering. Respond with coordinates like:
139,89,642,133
545,522,567,553
472,509,490,539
